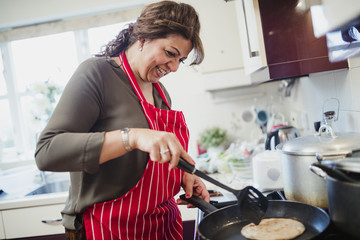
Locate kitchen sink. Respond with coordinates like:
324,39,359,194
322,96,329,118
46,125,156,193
25,180,70,196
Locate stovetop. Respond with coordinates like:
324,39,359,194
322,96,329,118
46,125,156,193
197,190,358,240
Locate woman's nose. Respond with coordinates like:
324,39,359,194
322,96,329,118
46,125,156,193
167,59,180,72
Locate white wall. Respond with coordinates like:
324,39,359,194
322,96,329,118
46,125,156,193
161,66,288,157
161,57,360,158
283,57,360,134
0,0,144,31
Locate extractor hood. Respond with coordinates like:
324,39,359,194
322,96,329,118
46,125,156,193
310,0,360,62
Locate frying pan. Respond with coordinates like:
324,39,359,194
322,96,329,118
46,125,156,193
180,195,329,240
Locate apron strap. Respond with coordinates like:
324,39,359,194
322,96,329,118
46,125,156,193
119,52,171,109
119,52,146,102
153,83,171,109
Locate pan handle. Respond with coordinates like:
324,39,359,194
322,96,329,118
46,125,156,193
316,151,352,161
310,162,357,183
179,194,218,215
310,163,327,179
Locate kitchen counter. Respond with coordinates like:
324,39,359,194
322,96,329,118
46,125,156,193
202,172,253,191
0,191,68,210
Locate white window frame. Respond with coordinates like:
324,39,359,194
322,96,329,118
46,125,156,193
1,19,134,166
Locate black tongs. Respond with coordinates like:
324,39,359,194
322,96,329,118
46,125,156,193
178,158,268,224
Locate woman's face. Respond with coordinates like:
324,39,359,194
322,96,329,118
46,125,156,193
135,34,192,83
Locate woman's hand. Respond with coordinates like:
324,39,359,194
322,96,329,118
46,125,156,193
177,172,210,208
130,128,194,169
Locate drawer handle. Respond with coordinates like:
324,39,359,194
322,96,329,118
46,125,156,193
41,219,62,225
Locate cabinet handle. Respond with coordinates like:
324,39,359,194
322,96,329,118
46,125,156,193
242,0,259,58
41,219,62,225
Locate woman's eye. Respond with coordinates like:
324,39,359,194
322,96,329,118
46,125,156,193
179,59,185,64
166,50,176,57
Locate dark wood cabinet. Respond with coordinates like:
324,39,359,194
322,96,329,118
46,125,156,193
258,0,348,80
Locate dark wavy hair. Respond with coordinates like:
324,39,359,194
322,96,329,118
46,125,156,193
96,0,204,65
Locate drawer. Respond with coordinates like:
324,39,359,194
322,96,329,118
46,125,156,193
2,204,65,239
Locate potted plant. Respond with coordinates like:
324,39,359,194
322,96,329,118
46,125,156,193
199,127,227,155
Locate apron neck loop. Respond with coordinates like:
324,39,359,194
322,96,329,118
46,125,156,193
119,52,171,109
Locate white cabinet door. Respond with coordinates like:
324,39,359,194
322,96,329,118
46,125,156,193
236,0,267,74
0,211,5,239
2,204,65,239
191,0,244,73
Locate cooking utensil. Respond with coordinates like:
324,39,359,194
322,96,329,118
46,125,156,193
311,162,360,239
177,158,268,224
310,162,357,183
265,125,300,150
180,194,330,240
254,108,269,134
277,124,360,209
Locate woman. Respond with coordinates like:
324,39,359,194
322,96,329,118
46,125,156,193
35,0,209,239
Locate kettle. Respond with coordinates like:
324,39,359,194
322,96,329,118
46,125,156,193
265,126,300,150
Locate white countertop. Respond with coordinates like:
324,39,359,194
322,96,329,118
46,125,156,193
0,172,250,212
0,191,68,210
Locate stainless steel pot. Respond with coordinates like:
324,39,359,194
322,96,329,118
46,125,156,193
277,124,360,209
310,159,360,239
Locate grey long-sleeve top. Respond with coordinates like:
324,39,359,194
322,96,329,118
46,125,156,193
35,56,171,230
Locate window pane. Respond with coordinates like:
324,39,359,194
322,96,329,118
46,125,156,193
10,32,78,156
11,32,78,93
0,98,16,162
0,50,6,96
0,99,14,148
88,22,133,55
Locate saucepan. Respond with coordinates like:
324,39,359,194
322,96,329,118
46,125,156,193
277,124,360,209
310,158,360,239
180,194,329,240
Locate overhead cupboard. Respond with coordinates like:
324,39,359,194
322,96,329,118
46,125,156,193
235,0,348,82
193,0,252,90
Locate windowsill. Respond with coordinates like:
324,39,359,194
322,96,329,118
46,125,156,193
0,158,36,171
0,148,36,170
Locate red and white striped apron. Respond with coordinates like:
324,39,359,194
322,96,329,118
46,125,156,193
83,52,189,240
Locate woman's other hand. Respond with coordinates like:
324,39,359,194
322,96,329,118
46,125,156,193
177,173,210,208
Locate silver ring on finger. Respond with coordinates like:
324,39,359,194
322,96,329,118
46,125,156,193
160,149,170,154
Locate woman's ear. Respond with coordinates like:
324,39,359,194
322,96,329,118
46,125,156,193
138,39,145,47
137,39,145,51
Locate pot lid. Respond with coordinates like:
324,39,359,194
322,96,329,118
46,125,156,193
278,125,360,157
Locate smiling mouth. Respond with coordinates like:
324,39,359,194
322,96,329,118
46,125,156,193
156,66,169,77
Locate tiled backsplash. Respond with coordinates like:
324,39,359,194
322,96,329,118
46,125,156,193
283,57,360,135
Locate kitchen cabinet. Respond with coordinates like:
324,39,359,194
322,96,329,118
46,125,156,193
187,0,252,90
236,0,267,76
2,204,64,239
194,0,243,73
236,0,348,81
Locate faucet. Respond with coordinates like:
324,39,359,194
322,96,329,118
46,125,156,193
279,78,297,97
39,171,48,184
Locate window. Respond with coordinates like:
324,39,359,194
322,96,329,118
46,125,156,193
0,22,131,163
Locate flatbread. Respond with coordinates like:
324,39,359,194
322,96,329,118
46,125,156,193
241,218,306,240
